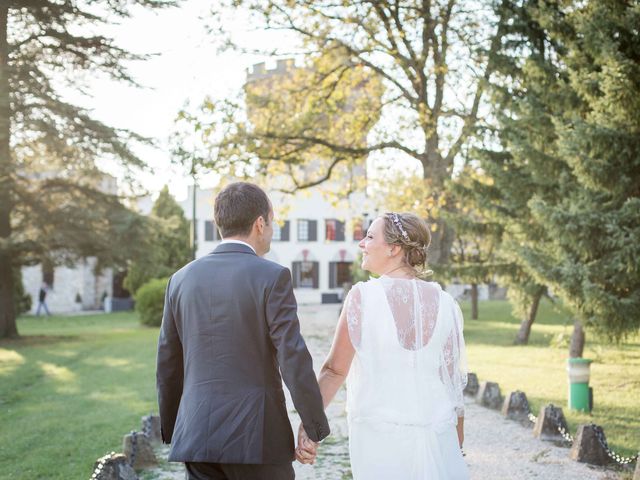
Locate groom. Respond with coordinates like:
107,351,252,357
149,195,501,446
156,182,329,479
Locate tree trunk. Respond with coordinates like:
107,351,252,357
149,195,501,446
569,319,585,358
471,283,479,320
428,216,456,266
513,288,543,345
422,152,456,268
0,7,17,339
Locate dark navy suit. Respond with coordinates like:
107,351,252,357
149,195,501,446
157,242,329,479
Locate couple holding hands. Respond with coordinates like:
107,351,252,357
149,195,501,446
157,182,469,479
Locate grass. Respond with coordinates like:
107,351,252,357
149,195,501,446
460,299,640,459
0,300,638,479
0,312,159,480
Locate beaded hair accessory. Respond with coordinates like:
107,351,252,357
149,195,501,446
390,212,410,241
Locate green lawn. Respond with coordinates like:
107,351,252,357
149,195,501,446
0,301,638,479
461,299,640,459
0,313,159,479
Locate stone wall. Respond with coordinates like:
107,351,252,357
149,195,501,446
22,259,113,314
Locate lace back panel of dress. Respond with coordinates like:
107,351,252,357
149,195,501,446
381,278,440,350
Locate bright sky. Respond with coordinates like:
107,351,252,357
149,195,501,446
83,0,297,202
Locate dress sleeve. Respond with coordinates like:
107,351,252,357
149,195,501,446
344,283,363,350
439,296,468,416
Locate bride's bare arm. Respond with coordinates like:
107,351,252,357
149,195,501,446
297,304,356,461
318,307,355,408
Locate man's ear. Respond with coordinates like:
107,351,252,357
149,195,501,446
255,215,265,234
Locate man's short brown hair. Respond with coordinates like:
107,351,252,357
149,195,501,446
214,182,271,237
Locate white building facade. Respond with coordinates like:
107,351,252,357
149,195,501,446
181,185,369,304
22,258,113,314
21,174,117,314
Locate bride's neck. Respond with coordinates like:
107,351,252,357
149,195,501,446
381,264,416,279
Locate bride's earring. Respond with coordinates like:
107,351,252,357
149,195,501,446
388,250,393,257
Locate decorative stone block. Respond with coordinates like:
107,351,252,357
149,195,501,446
569,424,611,466
464,373,479,396
91,453,137,480
501,390,531,421
141,414,162,443
634,457,640,480
533,404,570,442
476,381,502,409
123,431,157,469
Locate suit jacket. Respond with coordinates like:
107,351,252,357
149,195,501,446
156,242,329,464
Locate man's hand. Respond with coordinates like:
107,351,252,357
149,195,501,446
296,423,318,464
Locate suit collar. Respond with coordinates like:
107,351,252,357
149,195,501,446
212,242,257,256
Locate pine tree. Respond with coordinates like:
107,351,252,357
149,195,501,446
451,0,568,344
449,158,547,342
124,186,191,295
478,0,640,350
517,0,640,344
445,166,504,320
0,1,177,338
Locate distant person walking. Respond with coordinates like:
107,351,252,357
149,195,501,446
36,282,51,317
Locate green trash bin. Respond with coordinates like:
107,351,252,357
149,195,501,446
567,358,593,412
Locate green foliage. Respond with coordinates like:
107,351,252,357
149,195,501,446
480,0,640,341
192,1,510,267
135,277,169,327
0,0,179,338
349,252,369,284
150,186,192,274
124,186,190,294
442,166,504,286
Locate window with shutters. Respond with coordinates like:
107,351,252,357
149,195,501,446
325,219,345,241
329,261,352,288
297,219,317,241
292,261,319,288
273,220,290,241
204,221,220,241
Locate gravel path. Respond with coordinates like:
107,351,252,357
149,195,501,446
145,304,621,480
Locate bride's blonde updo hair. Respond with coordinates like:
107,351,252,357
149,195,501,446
382,212,431,272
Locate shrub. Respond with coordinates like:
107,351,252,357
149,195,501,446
135,277,169,327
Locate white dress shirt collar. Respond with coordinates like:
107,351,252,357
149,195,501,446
219,239,257,254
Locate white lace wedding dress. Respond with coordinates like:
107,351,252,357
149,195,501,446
344,276,469,479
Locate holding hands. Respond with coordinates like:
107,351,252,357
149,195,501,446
296,423,318,465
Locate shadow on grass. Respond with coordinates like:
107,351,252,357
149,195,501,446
0,323,158,479
0,334,77,349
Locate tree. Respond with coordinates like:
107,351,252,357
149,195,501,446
0,0,177,339
517,0,640,345
451,146,549,343
124,186,191,295
197,0,510,269
442,0,563,344
13,268,31,316
480,0,640,350
444,166,503,320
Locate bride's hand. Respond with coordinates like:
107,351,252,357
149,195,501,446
296,423,318,464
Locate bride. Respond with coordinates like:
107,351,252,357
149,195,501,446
297,212,469,479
